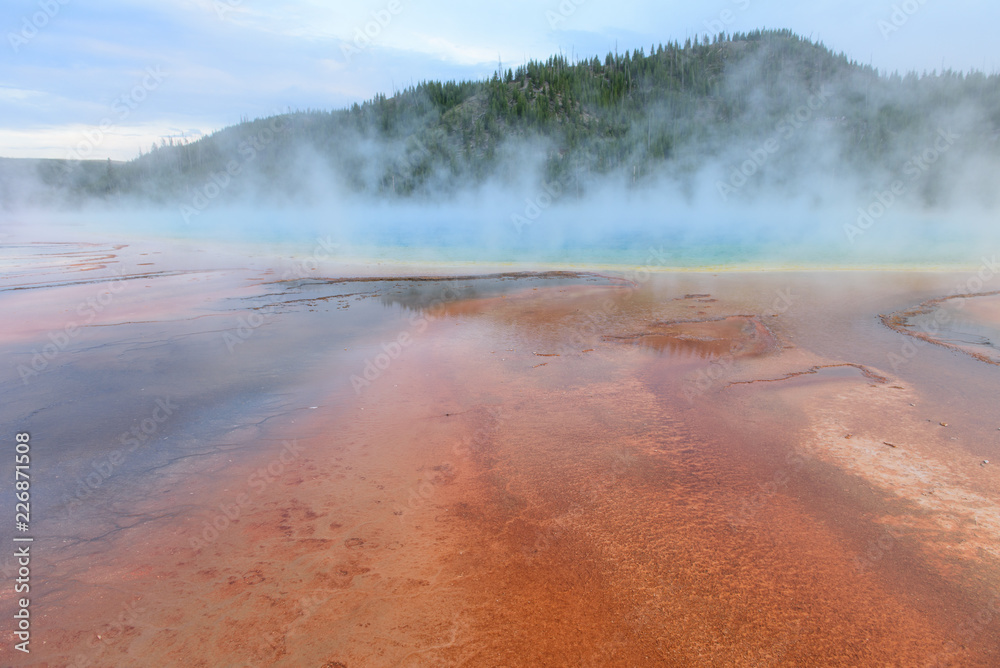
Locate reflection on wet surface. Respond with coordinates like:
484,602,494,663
883,290,1000,365
604,313,778,359
1,242,998,666
0,242,126,283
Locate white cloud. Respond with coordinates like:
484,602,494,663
0,123,180,160
0,86,45,102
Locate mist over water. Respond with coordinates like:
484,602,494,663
4,32,998,269
12,194,998,270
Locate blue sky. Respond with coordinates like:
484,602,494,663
2,0,997,159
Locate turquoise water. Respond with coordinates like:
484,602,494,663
26,204,1000,270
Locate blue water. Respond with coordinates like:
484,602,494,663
35,203,1000,269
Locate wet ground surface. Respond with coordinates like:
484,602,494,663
0,240,998,666
883,290,1000,365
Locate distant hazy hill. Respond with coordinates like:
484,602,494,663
0,157,122,209
6,29,1000,211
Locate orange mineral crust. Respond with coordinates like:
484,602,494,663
1,251,998,667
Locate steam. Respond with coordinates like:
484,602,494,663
2,33,999,268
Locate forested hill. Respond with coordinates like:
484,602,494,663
8,29,1000,210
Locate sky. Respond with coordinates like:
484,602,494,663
1,0,997,160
